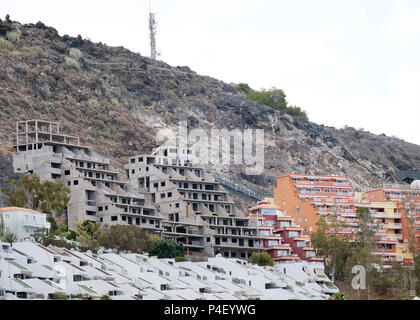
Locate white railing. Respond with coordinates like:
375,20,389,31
366,184,412,191
333,182,351,186
296,180,315,185
384,223,402,229
299,190,318,195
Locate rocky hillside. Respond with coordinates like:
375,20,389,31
0,18,419,208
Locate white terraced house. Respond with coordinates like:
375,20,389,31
0,240,338,300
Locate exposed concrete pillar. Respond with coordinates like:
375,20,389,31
35,120,38,144
25,121,28,145
16,122,19,149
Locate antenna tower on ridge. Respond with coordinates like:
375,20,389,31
149,1,158,60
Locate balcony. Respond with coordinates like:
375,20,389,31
333,182,351,186
374,212,401,219
51,168,62,175
299,190,318,195
295,180,314,185
384,223,402,229
85,200,97,211
379,235,402,242
336,192,352,196
23,221,47,228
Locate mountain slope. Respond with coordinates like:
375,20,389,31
0,19,419,209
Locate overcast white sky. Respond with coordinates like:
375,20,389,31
2,0,420,145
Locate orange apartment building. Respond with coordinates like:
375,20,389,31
363,180,420,258
359,200,413,266
273,174,354,237
272,174,418,267
247,199,323,263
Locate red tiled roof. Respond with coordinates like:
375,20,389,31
0,207,45,214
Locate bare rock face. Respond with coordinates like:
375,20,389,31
0,19,419,208
0,152,20,206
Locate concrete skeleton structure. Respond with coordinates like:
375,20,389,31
13,120,163,234
125,145,264,259
12,120,264,259
0,241,338,300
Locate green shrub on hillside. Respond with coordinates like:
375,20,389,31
236,83,307,119
0,38,13,50
111,98,120,107
142,95,152,106
93,119,106,130
69,48,82,61
64,57,80,70
88,98,99,108
96,130,112,139
7,30,21,44
10,50,21,58
0,95,10,106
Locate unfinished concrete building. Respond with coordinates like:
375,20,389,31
125,146,264,259
12,120,163,233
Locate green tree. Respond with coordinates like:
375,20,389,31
75,220,101,252
99,225,155,253
0,213,4,238
4,188,27,207
55,224,78,241
346,207,381,299
2,174,70,232
310,217,329,263
249,252,274,267
237,83,251,93
149,239,184,259
2,232,18,247
415,253,420,296
311,215,352,281
49,292,68,300
400,195,420,296
330,292,348,300
40,234,77,250
236,84,308,119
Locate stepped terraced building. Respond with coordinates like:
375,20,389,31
12,120,163,234
11,120,263,259
0,241,338,300
272,173,420,267
125,146,264,258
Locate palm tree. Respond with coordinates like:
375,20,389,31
2,232,18,247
